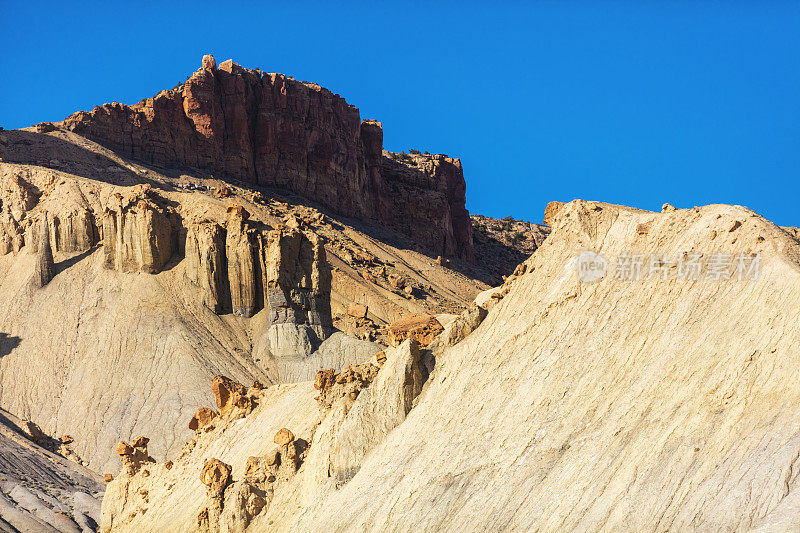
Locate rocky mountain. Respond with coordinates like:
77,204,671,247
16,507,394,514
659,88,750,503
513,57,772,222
0,56,519,481
60,56,473,263
93,199,800,531
3,53,796,532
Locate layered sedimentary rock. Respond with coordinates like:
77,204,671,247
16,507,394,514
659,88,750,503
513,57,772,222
381,152,474,261
184,207,333,352
60,56,473,261
225,206,258,317
185,221,228,313
31,214,54,287
102,186,177,273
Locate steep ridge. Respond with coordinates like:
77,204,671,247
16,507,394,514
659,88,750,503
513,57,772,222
59,55,474,262
94,200,800,531
0,126,488,475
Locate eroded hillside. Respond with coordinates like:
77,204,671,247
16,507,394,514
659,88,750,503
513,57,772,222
95,200,800,532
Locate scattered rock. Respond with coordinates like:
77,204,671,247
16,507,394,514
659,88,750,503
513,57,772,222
273,428,295,446
662,203,677,212
20,420,46,445
347,303,368,319
189,407,218,431
387,314,444,347
211,375,247,416
116,442,134,456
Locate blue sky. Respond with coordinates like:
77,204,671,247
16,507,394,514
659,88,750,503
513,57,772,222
1,1,798,226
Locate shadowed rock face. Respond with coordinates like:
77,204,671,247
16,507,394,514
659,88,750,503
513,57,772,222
102,186,177,274
32,215,54,287
60,56,474,262
184,209,333,337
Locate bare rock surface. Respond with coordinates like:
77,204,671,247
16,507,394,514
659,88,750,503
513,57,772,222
59,56,473,262
0,126,486,475
91,199,800,532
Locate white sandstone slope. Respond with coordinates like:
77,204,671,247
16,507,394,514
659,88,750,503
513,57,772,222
0,128,488,475
96,199,800,532
293,200,800,532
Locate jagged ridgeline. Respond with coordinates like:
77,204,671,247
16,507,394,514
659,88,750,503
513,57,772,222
61,55,473,263
0,55,497,483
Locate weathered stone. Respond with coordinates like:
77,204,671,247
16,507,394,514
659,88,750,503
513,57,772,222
103,188,176,273
211,375,247,415
116,442,133,456
189,407,218,431
225,206,257,317
21,420,46,444
60,56,474,262
314,369,336,391
32,215,55,287
544,201,565,227
185,221,228,313
273,428,294,446
200,458,232,497
387,314,444,347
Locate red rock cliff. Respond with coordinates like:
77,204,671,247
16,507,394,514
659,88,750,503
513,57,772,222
61,56,474,261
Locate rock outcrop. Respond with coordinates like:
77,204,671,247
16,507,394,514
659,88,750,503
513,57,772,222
103,186,177,273
31,214,54,287
61,55,474,262
185,221,228,313
184,207,334,348
386,313,444,347
543,200,565,226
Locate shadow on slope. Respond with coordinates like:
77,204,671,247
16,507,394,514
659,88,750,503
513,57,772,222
0,332,21,358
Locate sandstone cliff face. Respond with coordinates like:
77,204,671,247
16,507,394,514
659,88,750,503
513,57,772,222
61,56,474,262
381,151,474,262
183,207,333,339
102,186,177,273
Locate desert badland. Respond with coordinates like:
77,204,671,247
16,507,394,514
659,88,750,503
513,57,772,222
0,53,798,533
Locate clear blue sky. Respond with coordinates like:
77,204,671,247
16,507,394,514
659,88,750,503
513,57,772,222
1,1,798,226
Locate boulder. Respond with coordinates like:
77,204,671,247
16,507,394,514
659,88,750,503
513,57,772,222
273,428,295,446
211,375,247,415
200,458,232,497
189,407,218,431
115,442,133,456
387,314,444,347
544,201,565,227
